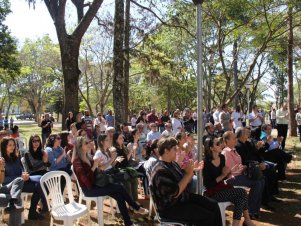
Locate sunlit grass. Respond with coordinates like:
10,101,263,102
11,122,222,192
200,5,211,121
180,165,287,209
17,123,62,142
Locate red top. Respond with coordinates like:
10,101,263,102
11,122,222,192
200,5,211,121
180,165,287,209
73,156,95,189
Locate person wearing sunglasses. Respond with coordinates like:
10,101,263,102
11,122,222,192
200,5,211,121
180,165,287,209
24,135,50,176
203,137,255,226
45,134,72,175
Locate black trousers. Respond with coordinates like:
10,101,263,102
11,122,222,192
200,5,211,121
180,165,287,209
262,149,292,180
159,193,222,226
262,168,279,203
276,124,288,149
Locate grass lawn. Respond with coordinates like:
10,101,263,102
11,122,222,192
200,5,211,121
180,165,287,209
17,122,62,143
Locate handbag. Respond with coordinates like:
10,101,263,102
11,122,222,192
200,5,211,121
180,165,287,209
95,169,110,187
204,181,233,197
245,161,263,180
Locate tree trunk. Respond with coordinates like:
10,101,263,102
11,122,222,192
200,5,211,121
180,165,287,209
60,39,81,130
287,5,296,136
124,0,130,123
233,39,239,107
113,0,125,128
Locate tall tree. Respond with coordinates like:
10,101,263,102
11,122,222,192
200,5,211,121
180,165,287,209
287,2,296,136
28,0,104,129
113,0,125,127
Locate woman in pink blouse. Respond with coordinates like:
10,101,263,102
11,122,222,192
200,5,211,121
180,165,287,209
222,131,264,220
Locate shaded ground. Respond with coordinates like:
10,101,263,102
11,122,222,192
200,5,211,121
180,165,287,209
0,130,301,225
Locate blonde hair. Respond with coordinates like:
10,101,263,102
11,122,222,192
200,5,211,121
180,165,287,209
73,136,90,163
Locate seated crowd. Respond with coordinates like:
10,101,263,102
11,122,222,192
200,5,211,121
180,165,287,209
0,105,293,226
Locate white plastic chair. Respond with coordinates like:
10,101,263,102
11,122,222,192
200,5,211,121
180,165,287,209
40,171,89,226
218,201,233,226
71,166,117,226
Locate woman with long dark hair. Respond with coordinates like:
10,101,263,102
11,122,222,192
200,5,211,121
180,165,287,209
24,134,50,176
73,136,148,226
204,137,255,226
1,137,47,220
112,132,139,203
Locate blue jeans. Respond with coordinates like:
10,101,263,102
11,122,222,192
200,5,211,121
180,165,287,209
226,174,264,215
82,183,140,226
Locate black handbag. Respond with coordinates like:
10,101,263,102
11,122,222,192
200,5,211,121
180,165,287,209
95,169,110,187
246,161,263,180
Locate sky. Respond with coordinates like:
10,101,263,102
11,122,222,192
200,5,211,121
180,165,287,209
5,0,58,44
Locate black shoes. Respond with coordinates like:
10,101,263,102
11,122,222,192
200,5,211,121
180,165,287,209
4,204,24,213
28,210,45,220
262,203,276,212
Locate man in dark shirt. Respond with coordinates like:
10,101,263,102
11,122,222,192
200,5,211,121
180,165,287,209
41,113,53,147
235,127,280,210
203,122,217,143
146,109,159,124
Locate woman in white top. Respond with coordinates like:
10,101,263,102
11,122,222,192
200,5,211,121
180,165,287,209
231,106,243,130
93,134,124,171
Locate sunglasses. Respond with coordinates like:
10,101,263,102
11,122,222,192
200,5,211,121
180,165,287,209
32,139,40,143
214,142,221,146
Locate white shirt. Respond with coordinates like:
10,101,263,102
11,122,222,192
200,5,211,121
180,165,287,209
94,117,107,132
249,112,263,127
93,150,112,171
146,131,161,142
271,111,276,120
131,117,137,127
231,112,243,129
161,130,174,137
171,118,183,134
213,111,220,123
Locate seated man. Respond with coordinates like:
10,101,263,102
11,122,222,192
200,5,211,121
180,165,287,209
260,124,292,180
235,127,279,211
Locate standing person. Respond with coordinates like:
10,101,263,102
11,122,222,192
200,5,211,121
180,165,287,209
159,110,170,133
65,112,75,131
41,113,53,147
270,108,276,129
0,115,4,131
105,110,115,128
9,117,14,129
276,103,289,150
130,114,137,129
82,110,93,138
171,109,183,134
150,137,222,226
183,108,194,133
75,112,84,130
249,105,264,129
213,106,221,124
231,106,243,130
219,104,231,132
4,116,9,129
136,111,148,135
94,112,107,134
296,107,301,142
146,109,159,124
